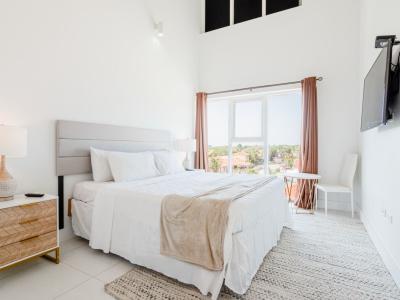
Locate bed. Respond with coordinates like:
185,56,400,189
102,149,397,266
57,120,291,299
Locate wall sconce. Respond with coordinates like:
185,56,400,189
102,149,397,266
154,22,164,37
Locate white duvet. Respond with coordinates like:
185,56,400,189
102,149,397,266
89,171,290,299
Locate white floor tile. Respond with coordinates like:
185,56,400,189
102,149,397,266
62,245,121,276
0,259,41,280
0,260,90,300
55,278,114,300
60,237,88,255
96,259,133,283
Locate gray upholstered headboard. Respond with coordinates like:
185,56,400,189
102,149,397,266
56,120,173,228
56,120,173,176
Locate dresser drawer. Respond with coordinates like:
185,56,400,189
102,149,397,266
0,215,57,247
0,199,56,228
0,231,57,267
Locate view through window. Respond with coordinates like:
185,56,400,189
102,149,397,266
208,89,301,177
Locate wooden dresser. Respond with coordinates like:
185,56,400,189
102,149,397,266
0,195,60,271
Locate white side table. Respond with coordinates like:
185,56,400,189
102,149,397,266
283,172,321,214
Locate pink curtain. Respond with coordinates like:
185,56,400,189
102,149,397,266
297,77,318,209
195,92,209,170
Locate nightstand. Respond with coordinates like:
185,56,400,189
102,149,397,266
0,194,60,271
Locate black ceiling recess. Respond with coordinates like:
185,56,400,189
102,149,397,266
234,0,262,24
266,0,299,15
205,0,230,32
205,0,301,33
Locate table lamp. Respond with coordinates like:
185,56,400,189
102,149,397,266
0,125,27,201
174,138,196,169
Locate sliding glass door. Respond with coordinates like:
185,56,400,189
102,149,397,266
208,89,301,176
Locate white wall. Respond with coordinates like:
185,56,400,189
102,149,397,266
359,0,400,286
199,0,361,211
0,0,200,240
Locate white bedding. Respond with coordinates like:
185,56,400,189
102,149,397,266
73,171,290,299
73,181,114,203
71,200,93,240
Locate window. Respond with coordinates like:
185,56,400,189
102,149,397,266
204,0,300,32
208,100,229,173
267,91,301,175
232,142,265,175
266,0,300,15
205,0,230,32
234,0,262,24
235,101,262,138
207,90,301,176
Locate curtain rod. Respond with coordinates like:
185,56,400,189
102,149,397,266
207,77,323,96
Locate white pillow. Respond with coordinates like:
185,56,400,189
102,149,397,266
153,151,185,175
90,147,113,182
108,151,160,182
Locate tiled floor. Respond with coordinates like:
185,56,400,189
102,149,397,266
0,237,132,300
0,209,365,300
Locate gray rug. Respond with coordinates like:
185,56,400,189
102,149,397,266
105,213,400,300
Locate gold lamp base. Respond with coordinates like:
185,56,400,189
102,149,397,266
0,155,17,201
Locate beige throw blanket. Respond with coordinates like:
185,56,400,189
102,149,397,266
160,176,276,271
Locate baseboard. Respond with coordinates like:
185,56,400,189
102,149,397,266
360,211,400,288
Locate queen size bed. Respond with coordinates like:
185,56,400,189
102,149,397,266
57,120,291,299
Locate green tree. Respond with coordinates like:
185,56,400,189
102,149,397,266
210,157,221,172
247,148,263,166
269,146,278,161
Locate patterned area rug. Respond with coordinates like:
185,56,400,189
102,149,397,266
105,212,400,300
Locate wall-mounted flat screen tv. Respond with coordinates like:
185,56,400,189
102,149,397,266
361,41,393,132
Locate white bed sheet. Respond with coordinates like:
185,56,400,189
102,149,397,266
73,181,114,203
71,199,93,240
72,171,290,299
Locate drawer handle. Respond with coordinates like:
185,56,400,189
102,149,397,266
20,235,40,243
19,218,39,225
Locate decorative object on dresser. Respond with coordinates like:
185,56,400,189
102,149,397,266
0,125,27,201
0,194,60,271
174,138,196,169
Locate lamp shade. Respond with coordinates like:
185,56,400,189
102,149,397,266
174,138,196,153
0,125,27,157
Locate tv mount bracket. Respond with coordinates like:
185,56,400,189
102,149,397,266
375,35,400,48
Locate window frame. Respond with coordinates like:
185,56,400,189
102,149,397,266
229,98,266,174
208,88,301,175
232,98,264,140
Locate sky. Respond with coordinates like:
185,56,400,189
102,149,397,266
208,91,302,147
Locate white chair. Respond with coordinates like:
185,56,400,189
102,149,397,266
315,154,358,217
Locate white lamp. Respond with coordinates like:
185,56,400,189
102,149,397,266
0,125,27,201
174,138,196,169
